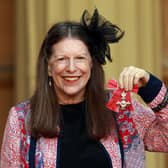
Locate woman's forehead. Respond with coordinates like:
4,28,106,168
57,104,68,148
51,38,90,54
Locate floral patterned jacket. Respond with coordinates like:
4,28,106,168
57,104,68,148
1,76,168,168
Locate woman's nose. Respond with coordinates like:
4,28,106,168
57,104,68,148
67,57,76,72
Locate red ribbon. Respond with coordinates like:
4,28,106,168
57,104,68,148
106,79,139,112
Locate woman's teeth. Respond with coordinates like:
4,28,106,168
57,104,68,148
64,77,79,81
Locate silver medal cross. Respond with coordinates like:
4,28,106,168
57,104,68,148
116,91,131,110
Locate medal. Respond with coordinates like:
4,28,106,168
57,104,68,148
106,79,138,112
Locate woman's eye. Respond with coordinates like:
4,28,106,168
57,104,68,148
77,56,85,60
57,57,66,61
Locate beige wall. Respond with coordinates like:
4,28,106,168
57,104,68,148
0,0,14,147
14,0,166,167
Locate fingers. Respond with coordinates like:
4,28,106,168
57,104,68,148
119,66,150,91
119,66,136,91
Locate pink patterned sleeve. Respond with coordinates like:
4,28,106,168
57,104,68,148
0,107,21,167
131,84,168,152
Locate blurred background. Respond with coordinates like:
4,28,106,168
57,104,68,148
0,0,168,167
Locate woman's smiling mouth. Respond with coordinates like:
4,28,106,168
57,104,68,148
63,76,80,82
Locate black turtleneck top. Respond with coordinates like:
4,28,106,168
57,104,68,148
59,101,111,168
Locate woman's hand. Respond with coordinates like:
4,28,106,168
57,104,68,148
119,66,150,91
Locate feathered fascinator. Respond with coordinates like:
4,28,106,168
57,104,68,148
80,9,124,65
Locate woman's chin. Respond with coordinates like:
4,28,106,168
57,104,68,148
63,89,84,97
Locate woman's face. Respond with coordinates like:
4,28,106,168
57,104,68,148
48,38,92,104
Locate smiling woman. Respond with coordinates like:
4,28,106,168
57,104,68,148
30,20,115,141
1,8,168,168
48,38,92,104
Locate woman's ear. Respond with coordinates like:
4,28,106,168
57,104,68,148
48,63,52,76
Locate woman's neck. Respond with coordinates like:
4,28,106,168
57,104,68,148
57,93,85,105
55,86,86,105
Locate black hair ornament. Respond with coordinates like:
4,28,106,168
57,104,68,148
81,9,124,65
